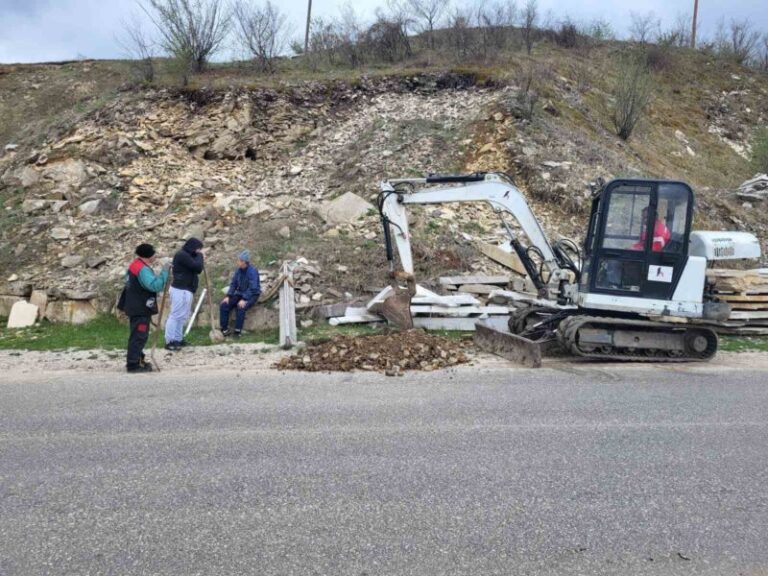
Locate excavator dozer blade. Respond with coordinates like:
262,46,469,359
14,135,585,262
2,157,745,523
474,322,542,368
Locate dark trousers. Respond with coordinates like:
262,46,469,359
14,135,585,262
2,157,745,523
220,296,253,331
127,315,150,367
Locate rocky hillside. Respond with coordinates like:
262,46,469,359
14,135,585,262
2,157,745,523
1,44,767,319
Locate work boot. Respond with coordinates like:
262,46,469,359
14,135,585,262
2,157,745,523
221,328,231,337
127,363,153,373
165,341,181,352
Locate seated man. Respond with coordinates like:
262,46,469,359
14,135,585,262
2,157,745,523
219,250,261,338
632,207,671,252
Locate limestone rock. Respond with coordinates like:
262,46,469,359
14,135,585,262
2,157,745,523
278,225,291,239
50,227,71,240
42,158,87,188
78,199,102,215
61,255,84,268
29,290,48,319
7,301,38,328
44,300,98,324
317,192,374,225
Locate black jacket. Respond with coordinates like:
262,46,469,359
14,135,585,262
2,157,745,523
122,259,160,317
171,238,204,293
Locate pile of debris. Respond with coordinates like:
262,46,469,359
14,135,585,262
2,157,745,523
274,329,470,374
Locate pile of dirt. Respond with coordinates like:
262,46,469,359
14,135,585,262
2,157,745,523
274,329,471,374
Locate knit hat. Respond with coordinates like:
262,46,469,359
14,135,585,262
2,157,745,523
135,243,156,258
238,249,250,262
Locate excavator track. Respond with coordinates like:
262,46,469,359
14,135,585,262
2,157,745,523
556,316,718,362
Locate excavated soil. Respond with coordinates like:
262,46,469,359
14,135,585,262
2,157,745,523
274,329,472,374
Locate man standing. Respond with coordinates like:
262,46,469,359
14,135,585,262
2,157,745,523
165,237,204,351
121,243,170,373
219,250,261,338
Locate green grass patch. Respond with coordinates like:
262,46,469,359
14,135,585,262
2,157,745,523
719,336,768,353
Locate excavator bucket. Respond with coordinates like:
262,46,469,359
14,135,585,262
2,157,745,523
474,322,543,368
376,286,414,330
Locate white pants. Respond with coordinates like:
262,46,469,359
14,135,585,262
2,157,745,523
165,287,194,344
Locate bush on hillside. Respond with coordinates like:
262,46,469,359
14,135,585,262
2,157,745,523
752,129,768,174
611,57,653,141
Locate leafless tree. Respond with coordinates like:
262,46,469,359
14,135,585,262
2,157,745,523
760,34,768,71
474,0,516,58
520,0,538,55
118,17,156,83
407,0,450,50
629,11,660,45
729,19,760,65
141,0,230,74
233,0,287,73
335,3,368,67
446,7,473,60
612,57,653,141
364,7,412,63
587,18,614,42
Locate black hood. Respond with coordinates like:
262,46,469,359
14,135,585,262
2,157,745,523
183,237,203,254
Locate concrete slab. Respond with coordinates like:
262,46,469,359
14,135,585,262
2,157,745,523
7,301,38,328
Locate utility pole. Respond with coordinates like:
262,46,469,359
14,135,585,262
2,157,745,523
691,0,699,49
304,0,313,55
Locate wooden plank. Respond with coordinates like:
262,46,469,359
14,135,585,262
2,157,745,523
329,314,384,326
729,303,768,311
476,242,527,276
411,305,510,317
457,284,498,295
439,275,511,286
413,315,510,331
730,311,768,320
717,294,768,302
488,289,576,311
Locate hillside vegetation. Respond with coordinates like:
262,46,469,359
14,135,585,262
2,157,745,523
0,35,767,308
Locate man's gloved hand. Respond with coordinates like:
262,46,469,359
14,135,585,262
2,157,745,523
160,257,172,271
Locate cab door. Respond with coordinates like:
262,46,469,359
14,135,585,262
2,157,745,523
589,180,692,301
643,182,693,300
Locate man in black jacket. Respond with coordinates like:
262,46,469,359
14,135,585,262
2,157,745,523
121,243,170,373
164,237,204,351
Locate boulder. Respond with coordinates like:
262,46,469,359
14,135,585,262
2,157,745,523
42,159,88,188
278,225,291,239
44,300,99,324
20,166,40,187
0,295,24,317
7,301,38,328
22,198,47,214
29,290,48,319
317,192,374,225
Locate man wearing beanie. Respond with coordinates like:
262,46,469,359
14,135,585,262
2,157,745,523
219,249,261,337
164,237,204,351
119,243,171,372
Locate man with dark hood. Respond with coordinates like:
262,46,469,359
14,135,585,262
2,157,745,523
119,243,170,373
164,237,204,351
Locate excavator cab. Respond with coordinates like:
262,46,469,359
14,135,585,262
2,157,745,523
582,179,694,304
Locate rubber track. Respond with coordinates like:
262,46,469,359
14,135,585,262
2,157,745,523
556,315,718,363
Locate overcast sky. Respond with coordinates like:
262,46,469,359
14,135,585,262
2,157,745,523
0,0,766,64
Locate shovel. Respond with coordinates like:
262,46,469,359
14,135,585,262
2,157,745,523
203,268,225,343
150,271,172,372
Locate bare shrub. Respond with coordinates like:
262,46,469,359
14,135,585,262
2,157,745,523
141,0,230,76
729,19,760,65
513,62,542,120
364,9,413,63
760,35,768,71
306,17,342,69
407,0,450,50
233,0,287,73
553,19,580,49
587,18,614,42
446,7,473,61
336,4,367,67
611,57,653,141
474,0,516,59
520,0,538,55
629,11,660,45
119,17,156,84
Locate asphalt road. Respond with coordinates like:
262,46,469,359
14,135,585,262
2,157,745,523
1,361,768,576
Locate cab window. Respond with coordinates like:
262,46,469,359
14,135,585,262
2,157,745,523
601,185,652,251
656,183,690,253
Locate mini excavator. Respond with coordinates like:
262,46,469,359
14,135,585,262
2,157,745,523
376,172,762,364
